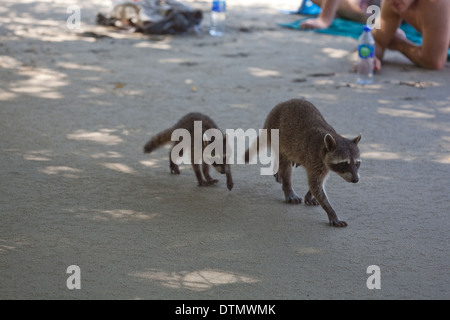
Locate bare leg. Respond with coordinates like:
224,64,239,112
302,0,368,30
334,0,368,22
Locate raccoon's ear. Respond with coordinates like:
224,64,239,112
324,134,336,151
353,134,362,145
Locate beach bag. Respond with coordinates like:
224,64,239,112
97,0,203,35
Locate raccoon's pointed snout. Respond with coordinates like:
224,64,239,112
351,176,359,183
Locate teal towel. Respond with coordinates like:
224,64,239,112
280,0,322,15
278,18,450,60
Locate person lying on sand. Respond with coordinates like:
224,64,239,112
300,0,382,30
372,0,450,71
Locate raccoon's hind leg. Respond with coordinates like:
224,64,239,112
192,164,217,187
274,172,282,184
272,149,281,184
192,164,208,186
169,146,180,175
276,162,299,183
279,156,302,204
202,164,218,186
170,161,180,175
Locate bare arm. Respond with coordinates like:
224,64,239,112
371,1,402,63
389,1,449,70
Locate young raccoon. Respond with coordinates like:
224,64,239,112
245,99,361,227
144,112,234,191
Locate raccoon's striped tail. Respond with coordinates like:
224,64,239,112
143,128,174,154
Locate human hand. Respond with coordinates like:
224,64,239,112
374,56,382,72
353,56,382,73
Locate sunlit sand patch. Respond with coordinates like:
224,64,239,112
248,67,281,78
360,151,400,160
92,209,156,221
295,247,323,255
8,67,68,99
67,129,123,146
91,151,123,159
23,150,52,161
40,166,82,178
321,47,349,59
101,163,136,174
377,107,435,119
131,269,259,292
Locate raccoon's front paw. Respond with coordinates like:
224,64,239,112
285,192,302,204
304,191,319,206
329,219,347,227
170,163,180,175
305,198,319,206
199,179,218,187
206,178,219,186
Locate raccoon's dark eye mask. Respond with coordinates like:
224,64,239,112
331,160,361,173
330,162,350,173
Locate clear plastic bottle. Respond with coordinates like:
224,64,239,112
357,25,375,85
209,0,226,36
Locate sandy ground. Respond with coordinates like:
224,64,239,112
1,0,449,300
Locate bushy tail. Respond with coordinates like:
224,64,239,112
143,128,173,154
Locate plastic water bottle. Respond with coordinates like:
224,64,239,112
357,25,375,85
209,0,226,36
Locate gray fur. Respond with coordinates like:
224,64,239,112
248,99,361,227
